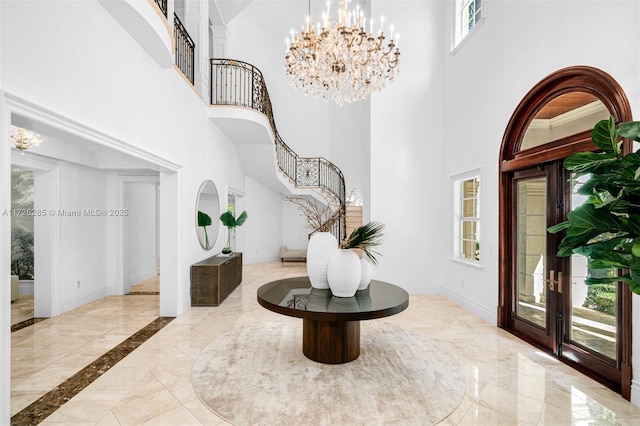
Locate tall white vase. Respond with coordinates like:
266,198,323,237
306,232,339,289
358,259,373,290
327,249,361,297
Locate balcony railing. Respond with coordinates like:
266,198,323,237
154,0,167,17
174,14,195,84
210,58,346,242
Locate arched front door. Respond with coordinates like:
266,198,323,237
498,66,633,398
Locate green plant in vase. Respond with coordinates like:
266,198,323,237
340,221,385,264
220,205,248,254
197,210,212,250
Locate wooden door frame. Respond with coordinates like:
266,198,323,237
498,65,633,398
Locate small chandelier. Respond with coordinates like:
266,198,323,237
285,0,400,106
11,126,47,155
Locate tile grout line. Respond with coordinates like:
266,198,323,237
10,316,175,426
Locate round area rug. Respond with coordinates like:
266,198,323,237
192,320,466,426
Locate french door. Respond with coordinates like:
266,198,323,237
510,162,623,389
499,66,632,397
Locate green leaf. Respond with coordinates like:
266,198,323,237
235,211,248,227
628,216,640,236
563,204,626,246
220,210,248,228
340,221,385,265
617,121,640,141
574,237,626,258
219,211,236,227
591,117,620,154
197,210,212,227
585,276,621,285
587,259,627,270
563,151,617,173
547,221,569,233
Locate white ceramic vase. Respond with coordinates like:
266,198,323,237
327,249,361,297
358,259,373,290
306,232,339,289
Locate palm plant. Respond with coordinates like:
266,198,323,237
340,221,385,265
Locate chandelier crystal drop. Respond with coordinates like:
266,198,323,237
11,126,47,155
285,0,400,106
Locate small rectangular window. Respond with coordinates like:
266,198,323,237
454,174,480,263
454,0,483,49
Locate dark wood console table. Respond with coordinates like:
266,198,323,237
191,252,242,306
257,276,409,364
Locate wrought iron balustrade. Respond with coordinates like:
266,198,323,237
210,58,346,242
174,14,195,84
154,0,167,17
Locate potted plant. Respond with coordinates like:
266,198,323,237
327,221,385,297
219,205,248,254
548,117,640,294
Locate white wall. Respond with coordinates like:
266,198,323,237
242,176,284,264
370,0,445,295
124,182,158,290
439,0,640,315
439,0,640,399
56,162,112,312
282,199,311,249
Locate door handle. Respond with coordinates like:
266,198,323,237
545,269,557,291
557,271,563,294
545,269,563,293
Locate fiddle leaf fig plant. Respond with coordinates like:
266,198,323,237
548,117,640,294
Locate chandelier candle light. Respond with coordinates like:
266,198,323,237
285,0,400,106
11,126,47,155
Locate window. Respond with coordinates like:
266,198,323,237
453,0,483,49
453,174,480,263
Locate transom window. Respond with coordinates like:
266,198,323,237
454,0,482,48
454,174,480,262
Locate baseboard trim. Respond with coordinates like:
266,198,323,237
403,285,441,295
243,255,280,265
440,287,497,325
60,288,108,314
631,380,640,407
19,280,34,295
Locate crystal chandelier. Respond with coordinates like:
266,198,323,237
285,0,400,106
11,126,47,155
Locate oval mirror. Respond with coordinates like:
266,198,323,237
195,180,220,250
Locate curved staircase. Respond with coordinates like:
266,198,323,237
208,58,346,242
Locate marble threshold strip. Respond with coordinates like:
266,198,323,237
11,316,174,425
11,317,46,333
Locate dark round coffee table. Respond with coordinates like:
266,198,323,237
257,276,409,364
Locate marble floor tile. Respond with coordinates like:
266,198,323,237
9,261,640,425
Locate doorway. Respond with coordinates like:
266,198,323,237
499,66,633,397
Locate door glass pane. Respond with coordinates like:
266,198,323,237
569,174,617,360
516,177,547,328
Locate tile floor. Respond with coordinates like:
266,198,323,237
10,261,640,425
11,294,34,327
